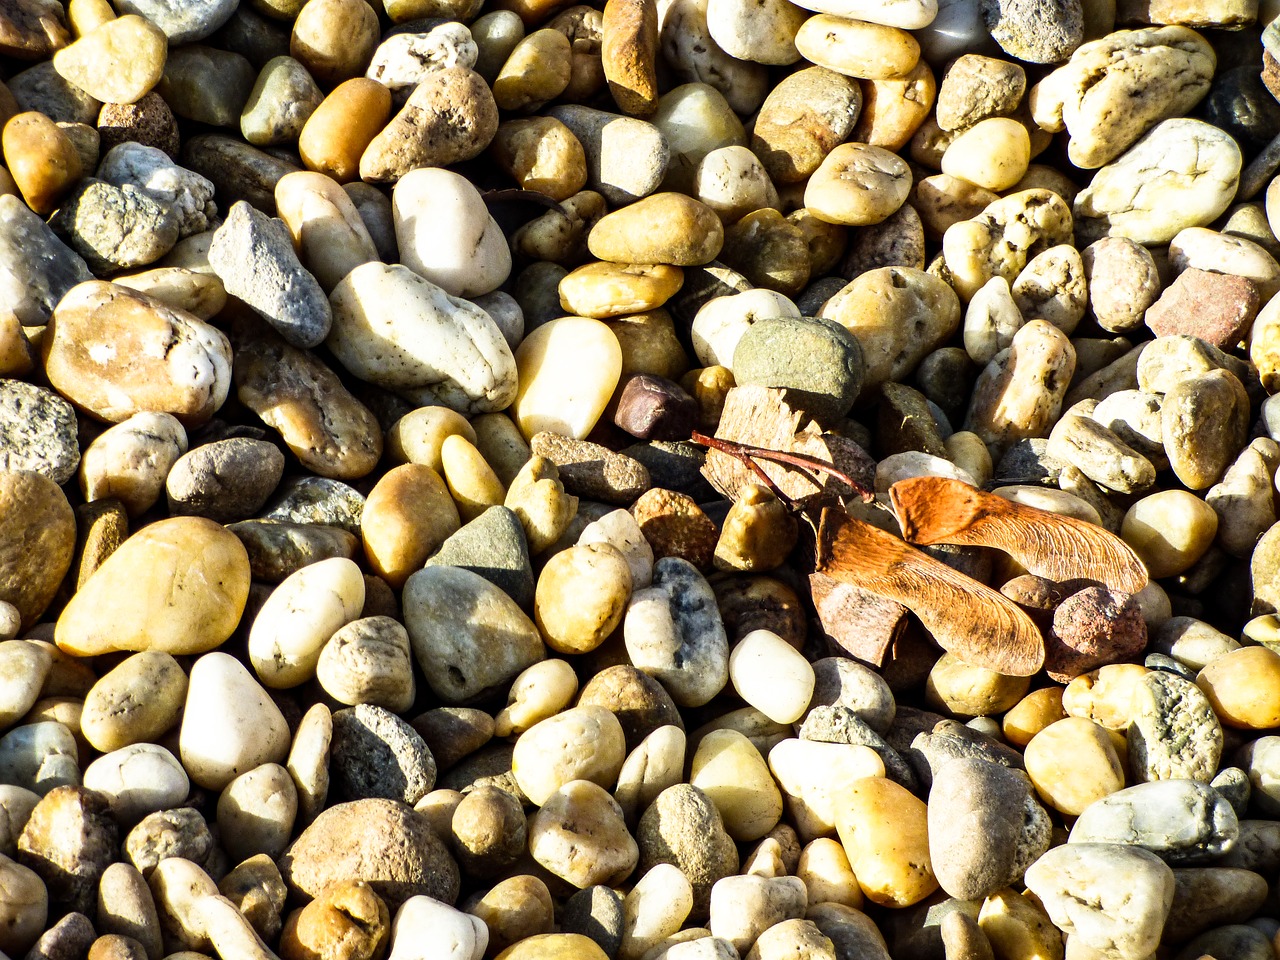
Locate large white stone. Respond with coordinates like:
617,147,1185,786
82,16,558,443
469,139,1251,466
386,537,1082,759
389,895,488,960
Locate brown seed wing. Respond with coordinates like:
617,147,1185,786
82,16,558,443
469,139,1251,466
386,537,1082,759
815,508,1045,677
889,476,1149,595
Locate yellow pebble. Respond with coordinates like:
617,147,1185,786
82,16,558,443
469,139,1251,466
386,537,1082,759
978,888,1063,960
925,652,1030,718
1061,663,1149,730
440,434,505,522
1002,687,1065,748
835,777,936,908
386,406,476,473
796,838,863,910
1022,717,1124,816
1197,645,1280,729
690,728,784,842
67,0,114,36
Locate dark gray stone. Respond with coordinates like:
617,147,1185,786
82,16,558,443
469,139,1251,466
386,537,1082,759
7,61,100,124
262,475,365,533
808,658,896,734
166,437,285,523
157,45,256,125
119,0,238,46
330,704,437,806
562,886,625,958
424,505,534,609
226,520,359,583
0,380,79,485
0,195,92,329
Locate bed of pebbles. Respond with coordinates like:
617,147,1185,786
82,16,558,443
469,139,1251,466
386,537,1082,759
9,0,1280,957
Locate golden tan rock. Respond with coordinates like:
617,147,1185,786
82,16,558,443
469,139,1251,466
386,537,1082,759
279,880,389,960
43,281,232,426
834,777,936,908
602,0,658,116
361,463,461,588
1197,646,1280,730
298,79,392,185
558,262,683,319
587,192,723,265
52,15,166,105
0,470,75,630
55,516,251,657
2,112,82,215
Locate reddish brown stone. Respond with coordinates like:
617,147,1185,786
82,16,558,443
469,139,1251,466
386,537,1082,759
1044,586,1147,682
631,487,718,568
1144,267,1260,349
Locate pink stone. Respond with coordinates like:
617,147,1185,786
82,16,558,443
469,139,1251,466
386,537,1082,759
1144,267,1259,349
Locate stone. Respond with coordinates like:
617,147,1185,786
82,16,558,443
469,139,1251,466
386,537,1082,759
928,758,1051,901
388,895,488,960
280,799,460,911
52,15,166,106
0,194,91,331
1024,844,1173,960
1161,369,1250,491
982,0,1082,62
165,437,284,522
942,118,1030,192
944,189,1075,301
546,105,669,206
805,143,912,227
512,705,626,806
359,67,498,182
280,879,389,960
8,63,99,125
637,784,739,919
731,316,863,425
330,704,436,806
1068,780,1237,863
1074,119,1241,245
1128,670,1222,783
0,382,76,490
529,780,638,888
81,651,186,754
216,762,297,862
936,54,1025,130
750,67,862,185
297,79,391,185
367,22,478,94
95,862,163,959
1023,717,1124,816
0,720,78,797
1043,586,1147,681
328,262,518,416
425,506,534,611
835,777,936,908
157,44,255,126
706,0,803,65
55,517,249,657
1197,646,1280,729
449,785,526,879
403,565,546,705
1145,269,1258,350
83,744,188,826
17,786,117,915
360,463,459,589
534,544,630,654
263,475,364,533
2,111,82,216
793,16,920,80
1082,237,1161,333
98,92,180,157
240,56,323,147
50,179,181,273
495,934,609,960
0,855,45,956
289,0,378,86
689,729,783,842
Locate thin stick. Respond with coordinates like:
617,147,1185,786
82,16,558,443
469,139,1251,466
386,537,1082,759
690,431,876,503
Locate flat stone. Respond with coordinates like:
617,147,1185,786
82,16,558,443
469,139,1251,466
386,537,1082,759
156,44,255,125
1068,780,1238,864
1145,268,1259,349
0,381,78,485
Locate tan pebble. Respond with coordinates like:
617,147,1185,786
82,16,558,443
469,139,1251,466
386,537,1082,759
719,208,810,295
530,779,638,887
690,728,783,842
1197,646,1280,730
767,739,884,841
81,652,186,753
559,262,684,319
274,170,379,293
495,933,609,960
1061,663,1149,731
602,0,659,116
925,652,1030,718
1022,717,1123,816
96,862,163,960
280,880,388,960
0,472,75,632
2,112,83,216
56,517,250,657
713,484,797,572
466,876,555,956
0,854,48,956
504,456,578,556
386,407,475,474
852,60,936,151
440,434,505,522
834,777,935,908
290,0,379,87
287,703,332,827
513,316,622,441
589,192,723,266
681,366,735,430
1001,687,1066,747
512,705,627,806
794,15,920,80
299,79,392,185
1120,489,1218,579
606,310,690,384
943,188,1074,302
797,838,863,909
940,117,1030,192
361,463,461,589
493,29,572,111
217,762,298,862
52,16,166,106
805,142,911,226
912,173,999,240
535,543,632,655
977,888,1061,960
112,268,225,321
67,0,114,36
492,117,588,201
494,659,578,738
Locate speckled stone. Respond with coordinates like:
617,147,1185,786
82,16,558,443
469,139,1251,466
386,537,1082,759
329,704,437,806
1128,670,1223,784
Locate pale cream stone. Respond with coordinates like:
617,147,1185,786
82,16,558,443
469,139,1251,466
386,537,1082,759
653,82,747,194
805,142,912,226
494,659,579,739
796,838,863,909
689,728,783,841
691,289,801,368
149,857,218,953
386,407,476,474
216,762,298,862
112,267,227,321
767,738,885,841
940,118,1030,191
942,189,1075,301
727,629,814,725
248,557,365,689
620,864,694,960
963,275,1025,365
991,485,1102,525
513,316,623,440
78,412,188,518
512,705,627,806
506,457,579,555
529,779,639,888
535,543,632,655
1170,226,1280,302
614,724,686,823
793,15,920,80
275,171,380,292
946,431,993,487
694,146,779,223
52,15,166,105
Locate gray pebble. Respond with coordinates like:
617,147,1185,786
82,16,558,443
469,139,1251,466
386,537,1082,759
409,707,494,772
798,707,919,792
424,505,534,609
158,45,257,126
0,381,79,485
530,432,651,505
0,194,92,330
1068,780,1238,864
116,0,236,43
181,133,300,214
24,911,96,960
908,722,1023,790
0,723,80,796
928,758,1051,900
212,4,292,67
7,62,101,124
166,438,286,523
208,201,332,348
1128,671,1223,784
123,808,214,876
262,476,365,534
1165,867,1270,945
731,315,864,424
561,886,625,957
49,180,181,274
1144,652,1198,682
636,784,738,920
546,105,669,206
1175,924,1274,960
621,441,714,502
808,658,897,733
1211,766,1251,819
330,704,437,806
981,0,1082,64
97,142,217,239
240,56,324,147
993,437,1069,485
226,520,359,583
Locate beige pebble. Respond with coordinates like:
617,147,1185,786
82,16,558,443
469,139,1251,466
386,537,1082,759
535,543,632,655
943,188,1074,302
708,874,807,954
512,705,627,806
493,29,572,111
834,777,936,908
1061,663,1149,730
505,457,578,556
588,192,724,266
619,863,693,960
615,725,686,824
689,729,783,842
290,0,379,87
1120,489,1218,579
492,116,589,201
529,779,638,888
112,267,226,321
386,407,475,474
713,484,796,573
287,703,331,827
362,464,461,589
248,557,365,689
976,889,1061,960
52,15,166,106
80,651,186,754
796,838,863,909
440,434,505,522
805,142,912,227
727,629,814,725
217,762,297,862
940,118,1030,192
513,316,623,441
315,616,416,713
793,15,920,80
767,739,885,842
494,659,578,738
274,171,379,292
925,652,1030,718
853,60,936,151
1022,717,1124,816
0,853,48,956
1197,646,1280,730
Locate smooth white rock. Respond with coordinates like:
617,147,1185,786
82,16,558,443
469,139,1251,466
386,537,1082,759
393,168,511,299
786,0,936,27
179,652,291,791
578,508,655,590
248,557,365,689
767,738,886,840
513,316,622,440
620,863,695,960
728,629,815,725
82,743,189,825
691,289,801,367
389,895,488,960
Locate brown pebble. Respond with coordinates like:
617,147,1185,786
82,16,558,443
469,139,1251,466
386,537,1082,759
88,934,149,960
450,786,527,880
97,93,179,157
2,111,81,215
1045,586,1147,683
410,707,495,771
298,78,392,184
632,487,718,568
601,0,658,116
465,874,555,955
279,880,389,960
530,431,651,505
1144,267,1259,349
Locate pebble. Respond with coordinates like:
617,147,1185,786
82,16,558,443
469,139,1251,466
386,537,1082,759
241,57,324,147
1127,670,1222,783
1069,779,1238,864
330,262,518,416
403,565,544,704
1023,717,1124,816
547,105,669,206
425,504,533,608
835,777,935,908
80,651,186,754
0,194,91,332
767,739,885,840
280,799,459,911
530,779,638,888
55,516,249,657
1197,646,1280,730
636,784,739,918
17,785,117,915
176,655,284,790
388,895,488,960
0,721,79,796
